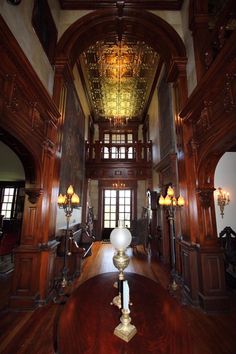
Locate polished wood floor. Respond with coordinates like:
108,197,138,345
0,242,236,354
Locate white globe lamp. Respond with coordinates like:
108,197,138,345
110,225,132,251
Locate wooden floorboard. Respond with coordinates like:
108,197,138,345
0,242,236,354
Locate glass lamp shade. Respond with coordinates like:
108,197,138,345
110,226,132,251
177,195,185,206
167,186,174,197
159,195,165,205
71,193,80,204
67,185,74,196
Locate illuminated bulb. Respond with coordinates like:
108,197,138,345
177,195,185,207
67,185,74,196
58,194,66,205
159,195,165,205
167,186,174,197
172,197,177,206
164,195,171,206
71,193,80,204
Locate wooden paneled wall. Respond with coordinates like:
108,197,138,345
0,16,60,309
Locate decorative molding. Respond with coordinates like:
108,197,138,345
29,102,41,131
224,73,236,112
166,57,187,82
3,74,19,111
196,188,215,209
186,138,200,157
25,188,43,204
193,100,212,141
42,138,55,156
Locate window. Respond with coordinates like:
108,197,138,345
103,189,132,229
102,133,133,159
0,187,18,219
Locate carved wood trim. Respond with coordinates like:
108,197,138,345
25,188,43,204
56,9,186,73
196,187,214,209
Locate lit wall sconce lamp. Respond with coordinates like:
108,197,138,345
216,187,230,219
57,185,80,292
159,185,185,291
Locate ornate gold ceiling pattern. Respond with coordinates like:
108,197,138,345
80,39,159,122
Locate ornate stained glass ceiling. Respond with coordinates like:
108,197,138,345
79,38,160,123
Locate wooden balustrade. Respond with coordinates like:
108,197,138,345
85,140,152,163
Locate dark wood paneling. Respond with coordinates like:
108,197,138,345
0,15,61,309
59,0,183,10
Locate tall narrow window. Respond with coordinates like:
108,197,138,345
118,190,131,228
102,132,133,159
103,190,117,228
1,187,18,219
103,189,132,230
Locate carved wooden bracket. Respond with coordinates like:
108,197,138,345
196,188,215,209
42,138,55,156
25,188,43,204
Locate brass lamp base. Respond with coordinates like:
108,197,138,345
114,309,137,342
111,294,122,309
170,279,178,291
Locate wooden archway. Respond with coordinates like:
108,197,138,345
56,8,187,82
54,8,189,273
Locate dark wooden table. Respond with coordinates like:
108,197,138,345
57,272,192,354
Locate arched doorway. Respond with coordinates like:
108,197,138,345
54,8,188,273
0,141,25,310
214,152,236,291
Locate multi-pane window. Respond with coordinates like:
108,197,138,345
104,190,117,228
118,190,131,228
1,187,18,219
103,189,132,229
103,133,133,159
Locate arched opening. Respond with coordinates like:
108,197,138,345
0,129,37,310
54,9,187,258
214,152,236,291
0,140,25,310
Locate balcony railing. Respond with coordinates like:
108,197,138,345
85,141,152,163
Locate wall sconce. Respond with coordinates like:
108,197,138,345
216,187,230,219
57,185,80,292
159,185,185,291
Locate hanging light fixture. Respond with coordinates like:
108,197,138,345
112,181,126,189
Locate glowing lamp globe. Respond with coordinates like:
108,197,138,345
110,226,132,251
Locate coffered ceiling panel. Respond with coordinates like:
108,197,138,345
79,38,160,123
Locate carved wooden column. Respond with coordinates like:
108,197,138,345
196,187,228,311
